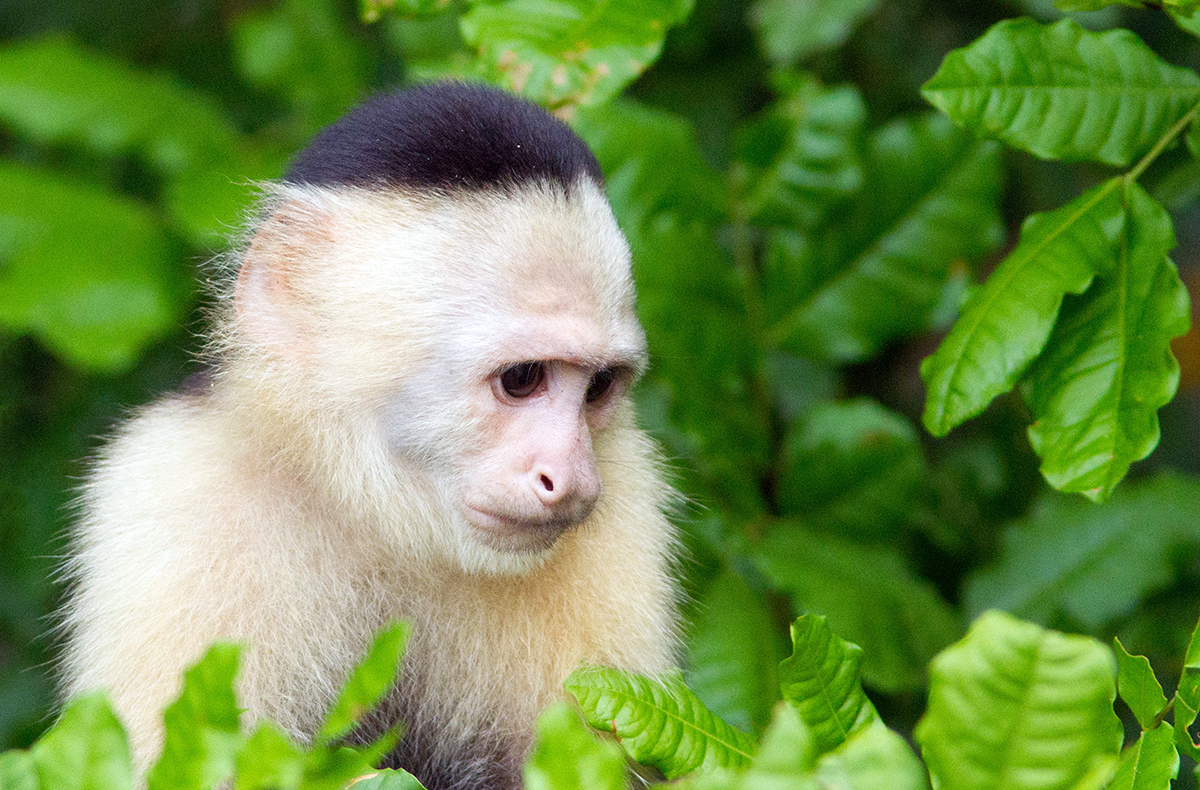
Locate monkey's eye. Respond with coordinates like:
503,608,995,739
499,362,546,399
585,368,616,404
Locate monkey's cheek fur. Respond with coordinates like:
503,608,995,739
461,504,584,554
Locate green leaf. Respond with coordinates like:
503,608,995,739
915,611,1123,790
361,0,453,23
0,36,242,174
777,398,926,539
737,76,866,229
522,702,625,790
234,723,304,790
565,666,756,778
922,18,1200,166
0,162,188,371
147,644,243,790
1108,727,1179,790
767,112,1003,363
1055,0,1145,9
0,750,39,790
29,694,133,790
461,0,694,109
1023,184,1189,500
965,474,1200,629
1113,638,1169,731
777,615,876,756
344,769,428,789
1173,696,1200,761
318,621,409,743
812,718,928,790
687,568,784,732
1177,615,1200,711
750,0,881,64
922,177,1126,437
758,523,961,691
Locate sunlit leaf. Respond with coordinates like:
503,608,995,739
812,718,928,790
1113,639,1169,731
965,474,1200,629
737,76,866,229
0,750,38,790
522,702,625,790
147,644,242,790
923,18,1200,166
1023,184,1190,500
688,569,784,732
1108,727,1179,790
758,523,961,691
461,0,694,109
0,161,188,372
915,611,1123,790
750,0,881,64
318,621,409,743
234,722,304,790
1173,696,1200,761
29,694,132,790
922,177,1126,436
347,769,428,789
1177,615,1200,710
565,666,755,779
777,615,876,755
767,112,1002,363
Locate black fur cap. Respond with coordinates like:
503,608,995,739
284,82,604,192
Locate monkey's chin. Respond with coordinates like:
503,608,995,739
461,506,577,560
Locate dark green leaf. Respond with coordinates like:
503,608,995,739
915,611,1123,790
777,615,876,755
1114,639,1169,731
750,0,881,64
922,18,1200,166
922,177,1126,436
344,769,427,789
687,569,784,732
758,523,961,691
1023,184,1189,500
565,666,756,778
361,0,453,23
147,644,242,790
522,702,625,790
30,694,132,790
461,0,694,109
777,398,926,539
965,474,1200,629
737,76,866,229
767,112,1003,363
1108,726,1179,790
0,162,188,371
318,621,409,743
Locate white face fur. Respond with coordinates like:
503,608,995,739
235,177,646,575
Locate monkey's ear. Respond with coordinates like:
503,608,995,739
235,198,333,358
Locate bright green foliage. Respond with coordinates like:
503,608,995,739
676,705,817,790
965,474,1200,629
922,178,1126,436
235,723,305,790
687,569,784,732
776,398,926,539
1109,727,1179,790
810,719,927,790
1114,638,1169,731
758,522,961,691
736,75,866,230
317,621,409,743
147,644,243,790
916,611,1123,790
765,113,1003,363
564,666,756,779
347,771,428,790
1023,184,1190,500
922,18,1200,166
750,0,880,64
19,695,132,790
0,162,188,371
522,702,626,790
1173,697,1199,761
777,615,876,756
460,0,694,109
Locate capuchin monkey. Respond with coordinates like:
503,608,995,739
60,82,680,790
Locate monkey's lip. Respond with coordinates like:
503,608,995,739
463,506,576,553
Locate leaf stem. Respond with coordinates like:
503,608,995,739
1125,100,1200,185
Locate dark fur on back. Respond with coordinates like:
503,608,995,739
285,82,603,192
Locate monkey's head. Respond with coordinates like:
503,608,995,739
227,83,649,574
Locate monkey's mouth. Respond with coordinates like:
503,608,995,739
463,506,578,554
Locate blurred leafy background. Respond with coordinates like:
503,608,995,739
2,0,1200,764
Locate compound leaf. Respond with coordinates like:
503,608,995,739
923,18,1200,166
915,611,1123,790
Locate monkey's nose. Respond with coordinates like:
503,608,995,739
530,464,600,511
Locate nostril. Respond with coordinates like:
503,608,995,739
540,474,554,492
